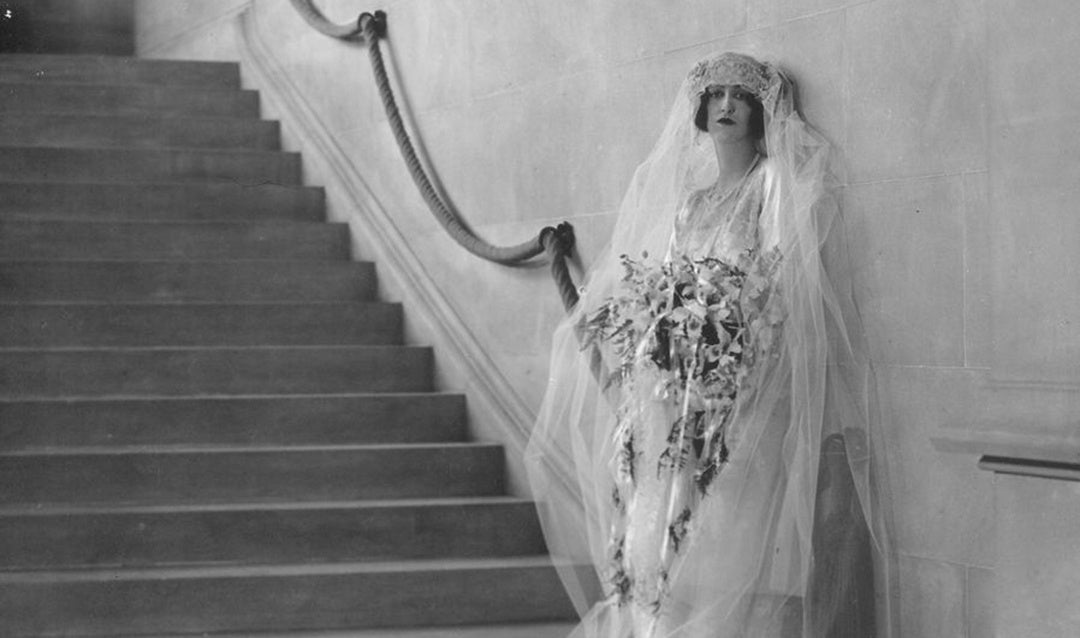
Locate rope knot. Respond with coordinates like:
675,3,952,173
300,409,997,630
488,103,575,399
359,11,387,41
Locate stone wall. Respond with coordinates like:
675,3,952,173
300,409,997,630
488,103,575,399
135,2,1080,635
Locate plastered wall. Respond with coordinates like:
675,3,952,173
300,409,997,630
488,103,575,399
136,2,1080,635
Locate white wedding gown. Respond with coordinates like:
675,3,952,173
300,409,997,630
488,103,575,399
609,158,803,637
526,50,892,638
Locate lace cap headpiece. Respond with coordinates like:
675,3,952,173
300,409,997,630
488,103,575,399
686,52,774,104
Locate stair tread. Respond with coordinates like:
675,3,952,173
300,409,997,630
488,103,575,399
0,258,364,264
0,346,433,398
0,556,560,583
0,218,345,261
0,300,389,306
0,178,317,187
0,145,299,169
0,112,273,125
0,53,238,75
0,146,301,185
0,390,459,403
0,178,321,191
0,219,334,228
0,496,530,517
0,180,325,223
0,82,259,117
0,391,466,449
0,441,499,457
0,218,321,226
147,623,577,638
0,259,376,304
0,113,280,151
0,143,291,156
0,80,250,93
0,344,417,352
0,78,241,89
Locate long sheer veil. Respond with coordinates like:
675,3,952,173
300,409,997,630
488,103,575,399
525,51,895,637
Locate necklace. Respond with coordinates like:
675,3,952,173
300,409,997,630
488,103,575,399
705,153,761,205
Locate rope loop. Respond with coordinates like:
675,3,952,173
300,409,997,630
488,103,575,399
288,0,365,40
359,11,387,40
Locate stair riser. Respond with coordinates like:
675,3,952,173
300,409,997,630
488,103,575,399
0,147,301,185
149,622,580,638
0,47,560,638
0,564,574,636
0,114,280,150
0,347,433,398
0,394,465,450
0,261,375,303
0,55,239,87
4,24,133,57
0,221,349,261
0,446,504,505
0,182,326,223
0,502,545,569
0,303,401,348
0,83,258,117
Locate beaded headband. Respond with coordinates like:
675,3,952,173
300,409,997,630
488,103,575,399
686,52,773,103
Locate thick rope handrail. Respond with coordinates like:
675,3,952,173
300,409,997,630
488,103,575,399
361,15,547,265
288,0,367,40
288,1,581,302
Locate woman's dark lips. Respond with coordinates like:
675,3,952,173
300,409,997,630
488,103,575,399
717,117,735,125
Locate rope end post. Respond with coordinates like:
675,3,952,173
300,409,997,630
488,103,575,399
359,10,387,42
542,222,580,313
540,222,577,255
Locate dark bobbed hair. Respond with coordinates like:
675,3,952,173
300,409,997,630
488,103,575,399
694,89,765,139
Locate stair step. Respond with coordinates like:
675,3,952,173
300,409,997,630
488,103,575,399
0,113,280,150
147,624,579,638
0,82,259,117
0,301,401,348
0,54,240,87
0,220,349,261
0,260,375,303
0,393,466,450
0,345,434,398
0,557,574,636
0,147,301,185
4,22,133,58
0,497,544,569
0,443,504,505
0,48,557,637
0,181,325,222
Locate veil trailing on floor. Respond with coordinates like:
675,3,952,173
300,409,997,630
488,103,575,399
525,51,895,637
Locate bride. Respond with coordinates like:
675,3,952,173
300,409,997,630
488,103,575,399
526,52,894,637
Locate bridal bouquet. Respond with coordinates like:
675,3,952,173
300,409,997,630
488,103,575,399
583,250,783,608
581,250,782,493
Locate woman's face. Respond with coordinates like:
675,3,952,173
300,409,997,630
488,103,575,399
705,84,755,144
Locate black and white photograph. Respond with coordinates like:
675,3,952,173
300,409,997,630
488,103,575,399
0,1,1076,636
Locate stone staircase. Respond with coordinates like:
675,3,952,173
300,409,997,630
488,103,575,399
0,52,575,636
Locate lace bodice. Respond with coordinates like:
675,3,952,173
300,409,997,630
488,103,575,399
668,159,769,263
